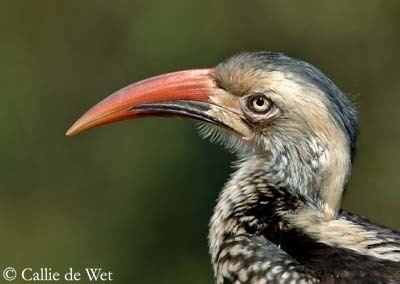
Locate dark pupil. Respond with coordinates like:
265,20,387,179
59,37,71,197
255,97,264,106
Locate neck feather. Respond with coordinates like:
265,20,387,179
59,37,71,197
209,156,300,271
209,154,399,275
209,142,350,266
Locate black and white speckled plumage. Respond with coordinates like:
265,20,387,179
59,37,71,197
209,157,400,283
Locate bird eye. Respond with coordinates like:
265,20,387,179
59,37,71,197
247,93,271,114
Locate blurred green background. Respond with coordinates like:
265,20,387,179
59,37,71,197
0,1,399,283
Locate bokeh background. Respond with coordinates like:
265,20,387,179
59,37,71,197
1,1,399,283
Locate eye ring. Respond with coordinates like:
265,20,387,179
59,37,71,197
247,93,272,114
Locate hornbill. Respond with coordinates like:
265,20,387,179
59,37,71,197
67,52,400,283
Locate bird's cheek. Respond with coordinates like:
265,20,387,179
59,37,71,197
206,105,252,139
207,92,252,138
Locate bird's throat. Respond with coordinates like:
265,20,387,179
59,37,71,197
208,151,349,272
209,156,300,273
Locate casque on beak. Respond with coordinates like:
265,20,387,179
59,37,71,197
66,68,251,137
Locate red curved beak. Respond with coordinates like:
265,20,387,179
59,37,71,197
66,69,215,136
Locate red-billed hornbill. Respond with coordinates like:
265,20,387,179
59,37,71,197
67,52,400,283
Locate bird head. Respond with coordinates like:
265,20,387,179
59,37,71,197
67,52,357,217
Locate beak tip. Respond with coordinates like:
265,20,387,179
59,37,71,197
65,128,76,137
65,123,82,137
